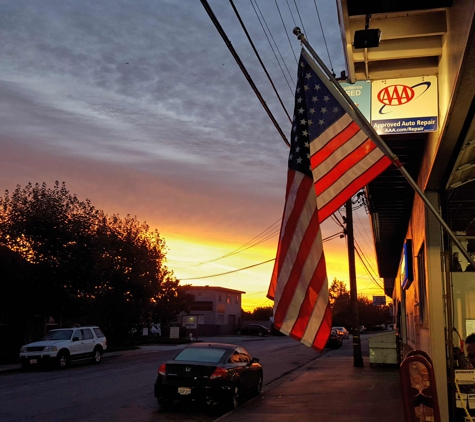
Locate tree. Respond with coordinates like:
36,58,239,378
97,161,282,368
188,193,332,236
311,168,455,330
251,306,273,320
328,278,349,304
328,278,351,326
0,182,190,345
329,277,390,330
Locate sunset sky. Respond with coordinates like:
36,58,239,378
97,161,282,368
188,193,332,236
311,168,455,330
0,0,386,311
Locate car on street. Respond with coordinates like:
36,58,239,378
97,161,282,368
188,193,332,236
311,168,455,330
235,324,270,336
326,329,343,349
332,326,350,339
154,342,263,410
19,326,107,369
359,325,367,334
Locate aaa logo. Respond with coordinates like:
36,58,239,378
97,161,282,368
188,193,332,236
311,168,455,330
377,82,431,114
377,85,414,106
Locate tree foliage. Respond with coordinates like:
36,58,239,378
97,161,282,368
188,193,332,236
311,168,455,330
0,182,191,345
242,306,273,321
329,277,390,329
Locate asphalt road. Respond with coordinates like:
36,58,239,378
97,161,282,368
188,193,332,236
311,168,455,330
0,334,366,422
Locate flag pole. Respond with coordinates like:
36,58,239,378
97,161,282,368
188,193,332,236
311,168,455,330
293,27,475,270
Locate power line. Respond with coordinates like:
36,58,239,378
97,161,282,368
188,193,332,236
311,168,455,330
285,0,298,27
177,230,343,281
230,0,292,123
274,0,298,63
292,0,310,45
180,258,275,281
354,237,379,279
170,218,281,268
354,208,375,254
312,0,334,74
354,244,384,290
251,0,295,91
200,0,290,147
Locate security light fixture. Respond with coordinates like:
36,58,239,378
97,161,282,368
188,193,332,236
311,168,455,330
354,14,381,49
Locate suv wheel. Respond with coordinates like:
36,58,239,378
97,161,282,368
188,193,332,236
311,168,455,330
92,347,102,364
57,352,69,369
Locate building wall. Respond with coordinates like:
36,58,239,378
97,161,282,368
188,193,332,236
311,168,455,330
392,3,475,419
178,286,243,336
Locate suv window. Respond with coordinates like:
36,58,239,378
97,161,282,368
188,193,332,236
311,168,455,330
41,330,73,341
81,329,93,340
93,328,105,338
73,330,83,341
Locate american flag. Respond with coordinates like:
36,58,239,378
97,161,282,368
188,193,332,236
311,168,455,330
268,51,391,351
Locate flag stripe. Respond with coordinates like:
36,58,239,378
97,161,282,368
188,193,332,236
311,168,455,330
310,119,360,168
300,278,329,346
286,254,327,339
318,155,392,222
316,147,387,210
312,304,332,351
315,138,377,194
273,175,316,305
269,171,314,302
274,209,321,328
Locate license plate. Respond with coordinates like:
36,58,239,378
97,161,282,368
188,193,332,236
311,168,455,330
177,387,191,395
30,359,38,364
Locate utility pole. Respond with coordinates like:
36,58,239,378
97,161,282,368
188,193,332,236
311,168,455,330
345,199,364,367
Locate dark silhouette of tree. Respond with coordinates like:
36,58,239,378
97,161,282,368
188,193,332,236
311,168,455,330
251,306,273,320
329,277,390,330
0,182,191,345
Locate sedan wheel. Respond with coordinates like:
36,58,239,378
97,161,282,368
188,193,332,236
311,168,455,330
257,331,264,337
254,374,263,396
236,329,242,335
228,385,240,410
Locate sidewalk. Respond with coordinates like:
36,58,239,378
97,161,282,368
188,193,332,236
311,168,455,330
217,355,403,422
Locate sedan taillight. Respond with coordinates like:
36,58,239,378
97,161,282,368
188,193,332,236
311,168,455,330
158,363,166,375
210,366,227,379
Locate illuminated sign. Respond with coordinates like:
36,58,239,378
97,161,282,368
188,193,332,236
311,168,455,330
340,80,371,122
371,76,438,135
401,240,414,289
182,315,198,329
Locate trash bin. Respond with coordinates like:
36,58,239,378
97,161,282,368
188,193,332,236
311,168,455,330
369,331,398,366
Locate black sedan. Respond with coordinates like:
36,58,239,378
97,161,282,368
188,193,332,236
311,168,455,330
235,324,270,336
326,329,343,349
154,342,263,410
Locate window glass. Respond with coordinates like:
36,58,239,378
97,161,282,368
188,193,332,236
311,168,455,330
237,347,251,362
73,330,83,341
81,329,93,340
41,330,73,341
175,348,226,363
93,328,105,338
229,351,242,363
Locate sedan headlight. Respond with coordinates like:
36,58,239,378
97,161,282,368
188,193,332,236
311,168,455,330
20,346,27,353
43,346,58,352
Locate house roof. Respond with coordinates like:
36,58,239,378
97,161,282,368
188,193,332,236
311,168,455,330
185,285,246,295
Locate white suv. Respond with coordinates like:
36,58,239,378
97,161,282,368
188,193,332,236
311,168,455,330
19,326,107,369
